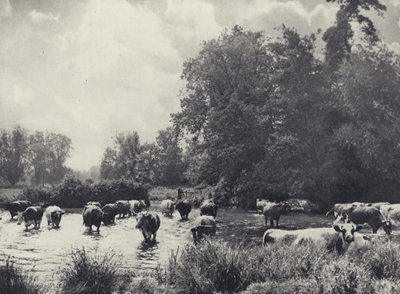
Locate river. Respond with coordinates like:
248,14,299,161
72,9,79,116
0,201,337,289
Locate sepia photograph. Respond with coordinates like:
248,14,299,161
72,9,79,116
1,0,400,293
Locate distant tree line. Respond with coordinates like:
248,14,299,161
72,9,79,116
99,127,185,186
0,126,72,186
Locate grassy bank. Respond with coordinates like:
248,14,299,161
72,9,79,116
5,237,400,294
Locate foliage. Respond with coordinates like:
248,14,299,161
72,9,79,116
20,177,149,208
0,257,43,294
0,126,29,185
59,247,119,294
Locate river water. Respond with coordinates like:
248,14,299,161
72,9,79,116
0,202,335,288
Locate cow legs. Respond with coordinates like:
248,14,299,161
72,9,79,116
96,226,100,234
152,233,157,242
270,219,274,227
88,225,92,233
276,217,280,228
142,231,148,242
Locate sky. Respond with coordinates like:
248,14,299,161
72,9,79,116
1,0,400,171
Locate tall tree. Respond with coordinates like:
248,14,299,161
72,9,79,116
0,126,29,185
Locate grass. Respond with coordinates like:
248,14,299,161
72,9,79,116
58,247,121,294
0,257,43,294
155,238,400,294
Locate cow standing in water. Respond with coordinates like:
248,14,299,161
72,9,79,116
191,215,216,245
44,206,65,228
200,199,218,218
263,202,290,227
5,200,31,220
136,212,160,243
161,199,175,217
176,200,192,221
17,206,44,231
83,204,103,233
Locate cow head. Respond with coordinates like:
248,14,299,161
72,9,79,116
382,220,392,235
333,223,362,244
51,210,64,227
16,212,24,225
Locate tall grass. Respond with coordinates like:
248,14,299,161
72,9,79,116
58,247,120,294
158,237,400,294
0,257,43,294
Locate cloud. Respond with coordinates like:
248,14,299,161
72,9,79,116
0,0,11,19
29,9,60,22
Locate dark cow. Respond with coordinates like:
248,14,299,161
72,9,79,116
191,215,216,245
263,202,290,227
263,223,367,253
342,206,392,234
102,203,118,225
136,212,160,243
161,199,175,217
115,200,131,218
44,205,65,228
83,205,103,233
5,200,31,220
200,199,218,218
17,206,44,230
176,200,192,220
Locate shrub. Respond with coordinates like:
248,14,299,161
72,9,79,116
59,247,120,294
19,178,149,208
359,240,400,279
167,240,256,293
319,259,373,294
125,276,176,294
373,279,400,293
249,239,332,281
0,257,43,294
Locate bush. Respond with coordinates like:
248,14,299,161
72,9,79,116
373,279,400,293
59,247,120,294
166,240,256,293
126,276,176,294
0,257,43,294
359,241,400,279
19,178,149,208
319,259,373,294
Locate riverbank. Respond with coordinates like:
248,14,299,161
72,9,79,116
3,236,400,294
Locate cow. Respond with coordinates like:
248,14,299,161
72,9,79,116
86,202,102,208
325,202,366,218
262,223,366,253
136,212,160,243
200,199,218,218
102,203,118,225
5,200,31,220
17,206,44,231
191,215,216,245
368,202,391,210
341,206,392,235
380,204,400,227
115,200,131,218
44,206,65,228
262,202,290,227
161,199,175,217
83,204,103,233
129,200,147,215
256,199,271,215
176,200,192,221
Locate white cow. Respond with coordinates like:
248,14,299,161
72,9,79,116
44,205,65,228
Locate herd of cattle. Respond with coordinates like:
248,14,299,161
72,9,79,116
3,198,400,249
257,198,400,251
1,198,219,245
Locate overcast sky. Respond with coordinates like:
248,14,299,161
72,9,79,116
1,0,400,171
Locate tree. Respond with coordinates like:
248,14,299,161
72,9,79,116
100,132,141,182
0,126,29,185
28,131,72,186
